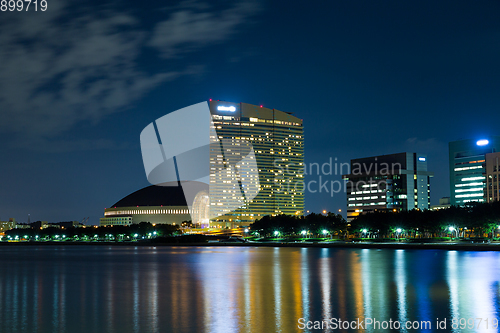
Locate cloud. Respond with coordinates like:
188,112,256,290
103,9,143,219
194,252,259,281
149,1,260,58
0,0,259,150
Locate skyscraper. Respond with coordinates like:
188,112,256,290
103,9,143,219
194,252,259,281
448,136,500,206
209,101,304,227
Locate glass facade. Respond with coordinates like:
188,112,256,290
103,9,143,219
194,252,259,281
448,137,500,206
209,101,304,227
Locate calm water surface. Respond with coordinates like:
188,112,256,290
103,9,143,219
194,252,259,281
0,246,499,333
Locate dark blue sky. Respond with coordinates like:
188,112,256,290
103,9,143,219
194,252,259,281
1,0,500,224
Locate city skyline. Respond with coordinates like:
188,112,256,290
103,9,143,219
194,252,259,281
1,0,500,224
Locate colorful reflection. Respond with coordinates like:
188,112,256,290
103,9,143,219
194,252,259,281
0,246,499,333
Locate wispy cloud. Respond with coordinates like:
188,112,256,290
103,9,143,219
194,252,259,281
150,1,260,58
0,0,259,150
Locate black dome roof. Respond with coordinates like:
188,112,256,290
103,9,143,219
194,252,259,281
112,183,188,208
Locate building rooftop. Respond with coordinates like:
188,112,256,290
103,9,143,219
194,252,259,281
111,183,188,208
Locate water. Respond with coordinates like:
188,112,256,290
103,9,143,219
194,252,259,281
0,246,499,333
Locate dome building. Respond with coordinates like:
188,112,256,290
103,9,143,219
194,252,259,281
99,182,192,226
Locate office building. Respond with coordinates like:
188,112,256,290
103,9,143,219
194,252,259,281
342,152,433,222
209,101,304,227
449,137,500,206
484,152,500,203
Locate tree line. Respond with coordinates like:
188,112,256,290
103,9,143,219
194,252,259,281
3,222,180,241
249,201,500,240
350,201,500,238
249,213,347,237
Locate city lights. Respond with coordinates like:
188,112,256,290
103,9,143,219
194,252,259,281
476,139,489,146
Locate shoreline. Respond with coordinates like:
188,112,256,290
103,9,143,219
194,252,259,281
1,241,500,251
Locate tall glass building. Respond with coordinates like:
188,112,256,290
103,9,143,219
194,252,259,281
449,136,500,206
209,101,304,227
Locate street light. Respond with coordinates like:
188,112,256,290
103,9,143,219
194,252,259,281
322,229,331,240
362,229,367,239
322,210,327,214
449,226,457,240
396,228,401,241
301,230,307,239
274,231,279,237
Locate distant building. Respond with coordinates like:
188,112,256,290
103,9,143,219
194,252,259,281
0,218,16,233
342,152,433,222
50,221,83,229
431,197,451,210
484,152,500,203
449,137,500,206
30,221,49,229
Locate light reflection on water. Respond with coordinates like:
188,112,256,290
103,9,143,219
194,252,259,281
0,246,499,333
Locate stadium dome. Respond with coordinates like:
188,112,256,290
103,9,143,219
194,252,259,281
100,182,194,226
112,184,188,208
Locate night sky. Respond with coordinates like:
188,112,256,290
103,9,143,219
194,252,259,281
1,0,500,224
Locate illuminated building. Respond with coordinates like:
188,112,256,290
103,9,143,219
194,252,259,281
103,100,304,228
209,101,304,227
430,197,451,210
0,218,16,233
100,182,191,226
449,136,500,206
484,152,500,203
342,152,433,222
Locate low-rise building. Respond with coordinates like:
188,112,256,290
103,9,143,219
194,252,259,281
0,218,16,232
431,197,451,210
